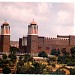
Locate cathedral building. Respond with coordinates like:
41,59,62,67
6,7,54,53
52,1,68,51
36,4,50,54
0,21,10,52
19,20,75,54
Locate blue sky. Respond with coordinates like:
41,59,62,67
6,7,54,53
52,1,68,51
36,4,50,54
0,2,74,41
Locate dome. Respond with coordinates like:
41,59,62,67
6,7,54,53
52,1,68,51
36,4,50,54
30,19,37,25
3,21,9,25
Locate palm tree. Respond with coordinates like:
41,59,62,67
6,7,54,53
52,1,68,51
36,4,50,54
17,62,32,74
31,62,47,74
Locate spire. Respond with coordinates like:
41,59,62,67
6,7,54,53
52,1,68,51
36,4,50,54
5,20,7,22
33,19,34,21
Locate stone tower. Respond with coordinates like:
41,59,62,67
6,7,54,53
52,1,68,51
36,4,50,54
1,21,10,52
27,19,38,54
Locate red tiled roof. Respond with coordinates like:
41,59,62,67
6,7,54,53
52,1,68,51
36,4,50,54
30,19,37,25
3,22,9,25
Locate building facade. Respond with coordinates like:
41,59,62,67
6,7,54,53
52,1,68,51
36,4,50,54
0,22,10,52
19,20,75,54
10,41,19,48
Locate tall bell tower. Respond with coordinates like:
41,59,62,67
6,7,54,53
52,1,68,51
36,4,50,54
1,21,10,52
27,19,38,54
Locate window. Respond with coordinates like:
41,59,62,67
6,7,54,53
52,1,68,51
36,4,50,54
5,26,8,34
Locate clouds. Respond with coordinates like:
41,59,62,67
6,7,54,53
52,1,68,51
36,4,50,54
56,10,72,25
58,11,70,21
0,2,74,40
37,3,50,14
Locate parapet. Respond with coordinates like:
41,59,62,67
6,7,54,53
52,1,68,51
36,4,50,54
57,35,69,38
45,37,69,40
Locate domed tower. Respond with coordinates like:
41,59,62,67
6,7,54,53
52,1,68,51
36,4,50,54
27,19,38,54
28,19,38,35
0,21,10,52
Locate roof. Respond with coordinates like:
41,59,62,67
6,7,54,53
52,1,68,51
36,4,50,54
30,19,37,25
2,21,9,26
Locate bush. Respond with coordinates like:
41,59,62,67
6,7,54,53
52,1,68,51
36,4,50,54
24,53,33,62
69,68,75,74
38,51,48,58
2,66,11,74
52,64,56,68
2,54,7,59
9,61,14,67
8,53,16,63
0,58,3,67
19,56,23,61
2,59,9,65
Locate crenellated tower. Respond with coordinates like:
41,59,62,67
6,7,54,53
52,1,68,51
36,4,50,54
0,21,10,52
27,19,38,54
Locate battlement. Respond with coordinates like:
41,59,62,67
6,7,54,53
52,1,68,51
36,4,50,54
45,37,57,40
45,37,69,40
40,36,69,46
57,38,69,40
57,35,69,38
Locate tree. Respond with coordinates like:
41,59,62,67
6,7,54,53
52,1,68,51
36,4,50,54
8,53,16,63
0,58,3,67
57,49,61,56
69,68,75,74
19,56,23,61
70,47,75,58
50,48,60,56
2,54,9,66
2,59,9,66
2,66,11,74
52,64,56,68
10,46,19,54
9,61,14,67
58,55,69,64
31,62,46,74
54,69,65,74
57,47,75,65
24,53,33,62
38,51,48,58
70,47,75,54
17,61,47,74
61,48,67,55
2,54,7,59
17,60,24,66
17,61,32,74
47,56,57,65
